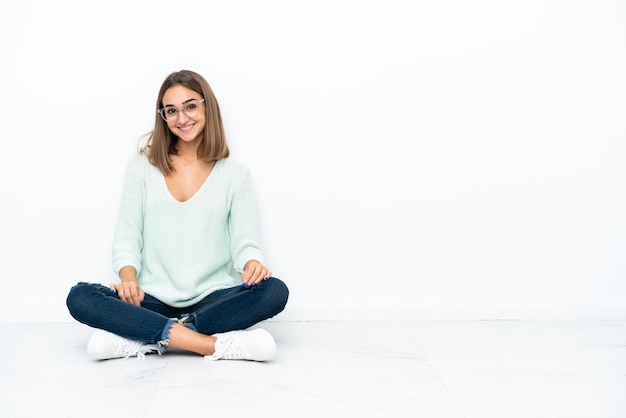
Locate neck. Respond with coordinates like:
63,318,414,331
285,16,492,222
174,140,200,159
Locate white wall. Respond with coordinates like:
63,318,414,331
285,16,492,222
1,0,625,322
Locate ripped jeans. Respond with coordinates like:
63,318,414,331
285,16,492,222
66,278,289,350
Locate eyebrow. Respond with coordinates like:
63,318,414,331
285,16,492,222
163,98,200,107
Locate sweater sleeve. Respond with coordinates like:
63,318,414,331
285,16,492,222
229,167,266,273
112,154,145,277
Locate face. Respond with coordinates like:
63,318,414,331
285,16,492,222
161,85,206,144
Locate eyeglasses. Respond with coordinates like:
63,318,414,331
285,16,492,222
158,99,205,121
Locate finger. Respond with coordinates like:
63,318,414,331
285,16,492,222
242,264,258,284
120,284,134,304
252,266,265,285
133,287,143,306
129,294,138,306
243,269,256,286
117,288,127,303
241,268,252,283
128,285,139,306
252,268,270,286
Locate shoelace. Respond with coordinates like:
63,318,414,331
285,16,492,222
219,338,249,360
116,340,156,360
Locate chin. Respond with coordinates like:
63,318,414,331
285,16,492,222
177,131,200,141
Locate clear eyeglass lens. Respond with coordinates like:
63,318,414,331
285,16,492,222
161,99,203,121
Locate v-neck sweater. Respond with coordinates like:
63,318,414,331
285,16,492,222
112,152,266,307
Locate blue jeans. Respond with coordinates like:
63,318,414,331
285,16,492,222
66,278,289,348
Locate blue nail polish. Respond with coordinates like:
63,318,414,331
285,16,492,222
242,283,250,289
252,283,258,287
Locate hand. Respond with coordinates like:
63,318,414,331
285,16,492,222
241,260,271,288
110,281,145,306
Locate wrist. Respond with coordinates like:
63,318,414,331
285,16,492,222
244,260,259,270
119,265,137,282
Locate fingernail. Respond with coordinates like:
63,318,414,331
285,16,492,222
252,283,258,287
242,283,250,289
263,277,269,281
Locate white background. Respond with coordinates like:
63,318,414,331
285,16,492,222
1,0,625,322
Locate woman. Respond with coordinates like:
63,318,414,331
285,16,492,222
66,70,289,361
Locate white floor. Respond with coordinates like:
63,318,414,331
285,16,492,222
1,319,625,418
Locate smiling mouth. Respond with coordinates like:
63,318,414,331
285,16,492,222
178,123,195,133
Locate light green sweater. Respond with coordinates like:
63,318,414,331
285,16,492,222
112,153,265,307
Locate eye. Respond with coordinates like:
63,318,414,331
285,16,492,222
185,102,197,111
165,107,177,115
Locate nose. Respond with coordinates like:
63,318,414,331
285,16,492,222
175,110,189,122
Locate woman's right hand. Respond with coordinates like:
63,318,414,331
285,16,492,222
112,266,144,306
110,281,145,306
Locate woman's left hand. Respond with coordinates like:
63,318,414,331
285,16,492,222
242,260,271,287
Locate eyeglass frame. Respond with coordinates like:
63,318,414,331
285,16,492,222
158,98,206,122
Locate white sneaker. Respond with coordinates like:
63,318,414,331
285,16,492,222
205,329,276,361
87,330,159,360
